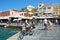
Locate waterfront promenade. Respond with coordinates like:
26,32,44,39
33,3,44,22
22,24,60,40
7,23,60,40
7,32,20,40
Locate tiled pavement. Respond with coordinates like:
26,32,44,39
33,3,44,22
20,23,60,40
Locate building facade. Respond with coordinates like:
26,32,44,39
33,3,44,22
19,5,37,17
0,11,10,17
52,4,60,17
38,2,44,16
38,2,53,17
38,2,60,17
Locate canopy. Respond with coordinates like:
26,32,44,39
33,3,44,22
13,18,22,21
0,17,9,19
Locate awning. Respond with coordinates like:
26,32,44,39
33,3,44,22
13,18,22,21
18,18,22,20
0,17,9,19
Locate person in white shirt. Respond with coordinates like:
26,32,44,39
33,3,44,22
43,19,48,30
25,20,28,24
44,19,47,24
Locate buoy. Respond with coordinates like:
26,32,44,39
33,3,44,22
4,26,7,28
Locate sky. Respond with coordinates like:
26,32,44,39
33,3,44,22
0,0,60,11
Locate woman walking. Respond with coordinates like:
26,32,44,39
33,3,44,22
43,19,48,30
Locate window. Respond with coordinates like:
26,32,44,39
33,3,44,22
43,7,46,9
59,12,60,14
56,6,59,9
34,13,38,16
39,4,41,6
56,12,57,14
12,12,13,15
48,7,51,9
59,6,60,8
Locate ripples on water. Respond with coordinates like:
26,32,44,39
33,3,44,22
0,26,20,40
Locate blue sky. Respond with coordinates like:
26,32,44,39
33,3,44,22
0,0,60,11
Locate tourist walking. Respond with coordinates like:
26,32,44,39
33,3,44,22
54,19,59,27
47,20,52,30
39,19,44,26
43,19,48,30
18,23,26,40
31,18,36,28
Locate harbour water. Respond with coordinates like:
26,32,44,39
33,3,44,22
0,26,20,40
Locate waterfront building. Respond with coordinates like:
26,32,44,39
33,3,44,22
38,2,44,17
0,9,19,17
0,11,10,17
43,4,53,17
38,2,53,17
19,5,37,17
38,2,60,18
0,9,20,21
52,4,60,17
0,9,22,27
38,2,60,24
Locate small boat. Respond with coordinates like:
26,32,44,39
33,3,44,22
4,26,7,28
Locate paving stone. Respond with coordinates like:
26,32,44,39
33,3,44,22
21,23,60,40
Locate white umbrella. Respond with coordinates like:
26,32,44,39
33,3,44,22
18,18,22,20
13,19,18,21
13,18,22,21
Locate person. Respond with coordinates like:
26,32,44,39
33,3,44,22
26,23,31,31
31,18,36,28
21,23,26,36
47,20,52,30
39,19,44,26
25,20,28,24
31,18,36,24
18,23,26,40
54,19,58,27
43,19,48,30
39,20,42,24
